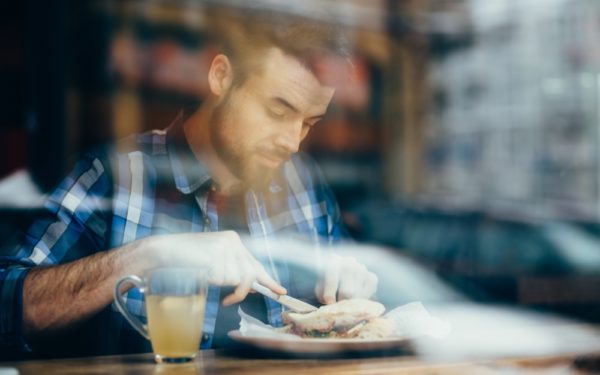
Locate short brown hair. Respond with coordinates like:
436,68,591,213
205,7,351,88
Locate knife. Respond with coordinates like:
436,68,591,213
251,281,318,313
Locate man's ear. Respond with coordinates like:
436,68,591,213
208,54,233,97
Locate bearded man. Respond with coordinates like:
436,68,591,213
0,11,377,358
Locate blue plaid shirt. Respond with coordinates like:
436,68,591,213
0,113,343,355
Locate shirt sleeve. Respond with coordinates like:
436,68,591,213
0,265,30,353
0,150,114,353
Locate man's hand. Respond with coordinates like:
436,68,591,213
314,254,378,304
22,230,284,339
147,230,286,305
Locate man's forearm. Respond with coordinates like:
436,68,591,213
20,230,286,342
22,239,150,339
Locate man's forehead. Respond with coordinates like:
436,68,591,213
258,48,335,113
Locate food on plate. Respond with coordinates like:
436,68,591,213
353,317,396,339
280,299,396,339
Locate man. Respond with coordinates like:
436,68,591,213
0,12,377,358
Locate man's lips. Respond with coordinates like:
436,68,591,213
256,152,289,169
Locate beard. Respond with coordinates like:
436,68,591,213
209,95,277,191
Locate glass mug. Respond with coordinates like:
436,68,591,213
114,267,208,363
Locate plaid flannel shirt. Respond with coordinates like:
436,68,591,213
0,113,343,355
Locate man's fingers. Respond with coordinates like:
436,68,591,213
223,264,286,305
208,257,226,285
255,266,287,295
321,261,340,304
222,259,256,305
337,276,356,300
222,280,253,306
363,272,378,298
314,281,324,301
351,271,377,299
222,250,242,285
321,256,378,301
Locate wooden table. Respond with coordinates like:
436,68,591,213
2,350,599,375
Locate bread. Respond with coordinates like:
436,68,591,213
281,299,390,338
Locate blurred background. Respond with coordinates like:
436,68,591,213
1,0,600,325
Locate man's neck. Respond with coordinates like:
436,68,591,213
182,104,242,195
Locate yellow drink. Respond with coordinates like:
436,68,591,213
146,294,206,361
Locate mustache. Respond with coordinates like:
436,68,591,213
257,147,292,163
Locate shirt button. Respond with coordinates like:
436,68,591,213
201,334,210,343
204,217,211,226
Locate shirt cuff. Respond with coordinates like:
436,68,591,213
0,266,33,353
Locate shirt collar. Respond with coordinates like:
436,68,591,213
166,110,213,195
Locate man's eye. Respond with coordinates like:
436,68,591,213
304,119,320,128
267,108,286,119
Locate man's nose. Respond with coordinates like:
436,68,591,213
273,121,303,154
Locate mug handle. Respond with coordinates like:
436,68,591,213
114,275,150,340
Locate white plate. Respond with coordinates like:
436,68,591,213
227,330,412,354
